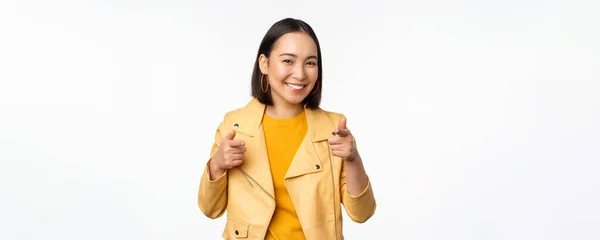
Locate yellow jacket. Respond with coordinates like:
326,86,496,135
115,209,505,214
198,98,376,239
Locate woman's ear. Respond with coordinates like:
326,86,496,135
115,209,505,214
258,54,268,74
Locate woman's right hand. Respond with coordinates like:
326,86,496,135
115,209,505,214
208,130,246,180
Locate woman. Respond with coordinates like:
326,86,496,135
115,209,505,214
198,18,376,240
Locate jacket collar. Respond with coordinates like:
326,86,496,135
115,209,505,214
235,98,334,142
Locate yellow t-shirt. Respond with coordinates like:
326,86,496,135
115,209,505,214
263,111,308,240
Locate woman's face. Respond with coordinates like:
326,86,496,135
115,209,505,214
259,32,319,107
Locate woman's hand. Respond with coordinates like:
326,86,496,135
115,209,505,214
329,116,370,197
328,117,358,161
208,130,246,179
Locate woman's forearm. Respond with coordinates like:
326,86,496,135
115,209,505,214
344,153,370,196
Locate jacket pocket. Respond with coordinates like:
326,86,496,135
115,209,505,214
225,217,249,238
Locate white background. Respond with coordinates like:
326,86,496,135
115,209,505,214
1,0,599,239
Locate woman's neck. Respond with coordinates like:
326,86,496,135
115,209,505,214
265,101,304,119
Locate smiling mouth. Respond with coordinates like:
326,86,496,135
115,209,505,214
286,83,306,90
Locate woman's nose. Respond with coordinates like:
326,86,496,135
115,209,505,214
291,64,306,80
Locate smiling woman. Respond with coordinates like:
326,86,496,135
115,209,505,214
251,20,322,111
197,18,376,240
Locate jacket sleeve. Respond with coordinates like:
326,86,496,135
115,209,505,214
340,159,377,223
197,115,229,219
337,113,377,223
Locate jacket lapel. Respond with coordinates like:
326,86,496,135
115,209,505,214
232,98,337,196
284,105,336,179
232,98,275,198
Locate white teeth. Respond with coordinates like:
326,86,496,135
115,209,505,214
286,83,305,90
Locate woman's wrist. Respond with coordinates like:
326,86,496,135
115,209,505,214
208,157,226,181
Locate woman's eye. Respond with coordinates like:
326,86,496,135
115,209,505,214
306,62,317,66
283,59,293,64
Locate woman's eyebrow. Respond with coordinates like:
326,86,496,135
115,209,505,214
278,53,318,60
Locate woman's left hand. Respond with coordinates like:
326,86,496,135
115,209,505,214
328,117,359,161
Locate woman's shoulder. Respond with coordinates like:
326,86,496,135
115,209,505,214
315,106,345,120
321,109,344,119
213,98,264,130
221,106,246,119
216,98,347,128
312,107,347,130
216,105,248,127
219,98,262,118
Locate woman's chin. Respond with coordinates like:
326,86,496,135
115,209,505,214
283,95,307,105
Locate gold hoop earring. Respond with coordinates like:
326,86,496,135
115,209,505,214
309,80,320,95
260,74,269,93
